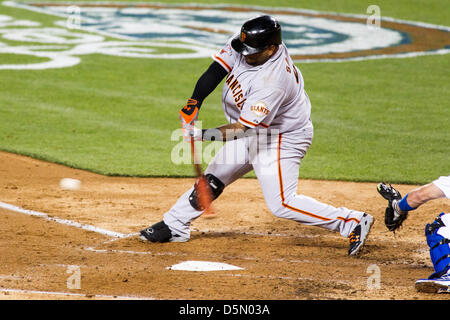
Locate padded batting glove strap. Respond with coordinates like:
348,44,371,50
180,99,200,127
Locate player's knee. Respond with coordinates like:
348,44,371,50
189,174,225,211
271,206,286,218
266,196,287,218
425,213,450,278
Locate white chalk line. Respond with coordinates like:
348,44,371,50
0,200,342,243
0,201,131,238
0,201,315,263
0,200,339,262
0,201,420,294
0,200,424,267
0,288,156,300
0,199,420,243
0,199,422,259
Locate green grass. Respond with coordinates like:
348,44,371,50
0,0,449,184
0,53,49,64
40,0,450,26
0,54,224,176
300,55,450,183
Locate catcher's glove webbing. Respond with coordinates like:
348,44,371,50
377,182,408,232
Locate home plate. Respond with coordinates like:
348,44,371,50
167,261,244,272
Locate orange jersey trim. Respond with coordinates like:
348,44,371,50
239,117,269,129
239,116,258,128
213,54,232,73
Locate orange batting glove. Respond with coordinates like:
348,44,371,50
179,99,200,128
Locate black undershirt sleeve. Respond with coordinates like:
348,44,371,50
190,61,229,108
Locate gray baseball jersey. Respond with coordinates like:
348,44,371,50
213,36,311,133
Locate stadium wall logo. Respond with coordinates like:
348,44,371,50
1,1,449,70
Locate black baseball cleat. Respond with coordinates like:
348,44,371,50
139,220,188,243
348,213,374,256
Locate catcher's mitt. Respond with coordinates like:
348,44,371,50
377,182,408,232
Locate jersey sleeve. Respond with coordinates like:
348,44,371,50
211,35,239,73
238,87,286,128
432,175,450,198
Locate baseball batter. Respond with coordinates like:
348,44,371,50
140,15,374,256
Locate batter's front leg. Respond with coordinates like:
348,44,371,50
163,138,253,239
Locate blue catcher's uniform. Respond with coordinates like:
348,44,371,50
415,212,450,293
426,213,450,278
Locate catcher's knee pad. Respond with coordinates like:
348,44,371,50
425,212,450,278
189,174,225,211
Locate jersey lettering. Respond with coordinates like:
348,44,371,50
236,99,246,110
225,74,234,85
293,65,300,84
229,78,239,91
285,57,299,84
226,74,246,110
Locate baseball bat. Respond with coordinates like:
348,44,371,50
190,139,215,216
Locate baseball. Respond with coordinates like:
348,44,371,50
59,178,81,191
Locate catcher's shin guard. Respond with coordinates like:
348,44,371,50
189,174,224,211
425,213,450,279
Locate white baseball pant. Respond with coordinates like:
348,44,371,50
163,123,365,239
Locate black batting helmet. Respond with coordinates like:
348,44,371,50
231,15,282,56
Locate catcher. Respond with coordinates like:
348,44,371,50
377,175,450,293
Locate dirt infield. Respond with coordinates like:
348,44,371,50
0,151,448,300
